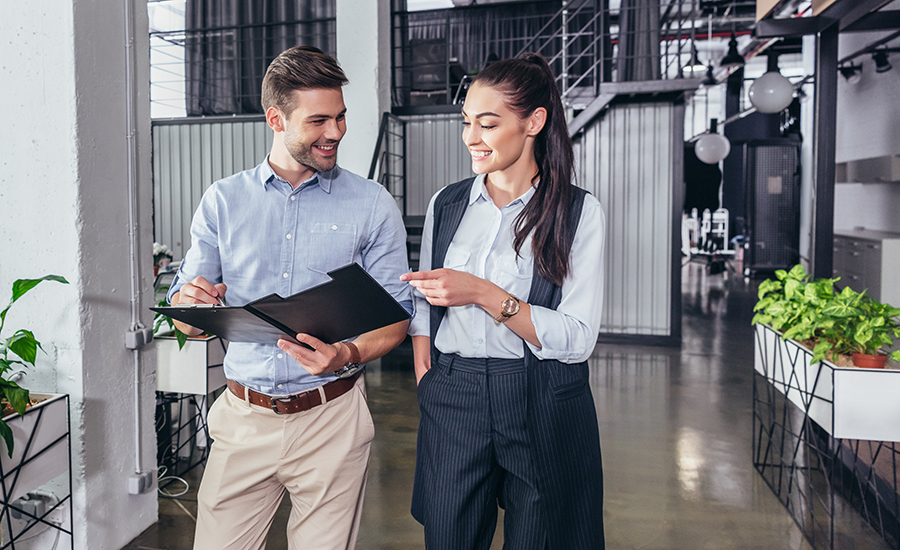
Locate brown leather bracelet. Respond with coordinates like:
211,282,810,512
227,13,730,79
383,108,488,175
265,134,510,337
345,341,361,365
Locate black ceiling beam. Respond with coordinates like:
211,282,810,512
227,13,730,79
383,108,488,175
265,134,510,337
842,10,900,32
755,16,835,38
755,0,895,38
827,0,894,31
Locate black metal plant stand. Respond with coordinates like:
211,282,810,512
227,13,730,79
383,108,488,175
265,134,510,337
753,324,900,549
0,394,73,549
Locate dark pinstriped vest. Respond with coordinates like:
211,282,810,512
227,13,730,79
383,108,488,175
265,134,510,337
429,178,605,549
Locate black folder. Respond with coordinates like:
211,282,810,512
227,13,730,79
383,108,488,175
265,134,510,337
151,263,410,345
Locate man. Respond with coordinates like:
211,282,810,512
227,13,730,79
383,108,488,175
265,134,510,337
168,45,411,550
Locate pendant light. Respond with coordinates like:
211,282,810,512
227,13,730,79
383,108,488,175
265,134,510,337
748,53,793,114
695,119,731,164
720,34,745,70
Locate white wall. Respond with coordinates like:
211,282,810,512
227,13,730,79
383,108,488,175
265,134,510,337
0,0,158,548
336,0,392,177
834,29,900,234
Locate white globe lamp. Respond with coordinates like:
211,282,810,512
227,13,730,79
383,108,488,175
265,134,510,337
748,54,794,114
694,119,731,164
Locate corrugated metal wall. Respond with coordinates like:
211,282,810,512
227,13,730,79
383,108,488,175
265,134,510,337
401,113,473,216
574,101,682,338
152,117,271,260
152,101,682,340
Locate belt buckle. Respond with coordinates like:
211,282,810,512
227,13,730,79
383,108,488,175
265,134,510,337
270,396,291,415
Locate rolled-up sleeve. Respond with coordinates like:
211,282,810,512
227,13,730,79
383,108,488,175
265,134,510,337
362,186,413,316
526,196,606,363
407,191,440,337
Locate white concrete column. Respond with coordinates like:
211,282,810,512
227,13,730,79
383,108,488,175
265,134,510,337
336,0,392,178
0,0,157,548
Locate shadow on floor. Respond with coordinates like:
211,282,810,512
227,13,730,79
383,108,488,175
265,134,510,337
124,263,891,550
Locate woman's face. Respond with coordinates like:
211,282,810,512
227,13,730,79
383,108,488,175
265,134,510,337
461,82,539,177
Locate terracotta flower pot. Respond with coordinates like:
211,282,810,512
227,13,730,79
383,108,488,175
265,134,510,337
852,352,888,369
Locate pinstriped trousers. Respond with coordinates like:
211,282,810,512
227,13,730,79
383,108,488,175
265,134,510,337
413,353,548,550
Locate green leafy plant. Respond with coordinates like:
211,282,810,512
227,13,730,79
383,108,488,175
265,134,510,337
153,286,188,349
0,275,68,457
813,285,900,364
753,264,900,365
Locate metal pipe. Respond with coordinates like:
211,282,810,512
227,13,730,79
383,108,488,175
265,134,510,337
124,0,145,476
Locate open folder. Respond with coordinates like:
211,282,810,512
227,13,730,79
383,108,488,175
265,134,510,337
151,263,410,345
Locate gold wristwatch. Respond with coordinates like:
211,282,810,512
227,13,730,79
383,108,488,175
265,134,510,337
494,294,520,324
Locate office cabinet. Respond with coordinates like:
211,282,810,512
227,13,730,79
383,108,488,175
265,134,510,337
833,230,900,307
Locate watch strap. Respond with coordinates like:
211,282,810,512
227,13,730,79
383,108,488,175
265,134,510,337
334,342,362,379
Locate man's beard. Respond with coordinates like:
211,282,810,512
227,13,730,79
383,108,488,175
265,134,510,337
286,139,339,174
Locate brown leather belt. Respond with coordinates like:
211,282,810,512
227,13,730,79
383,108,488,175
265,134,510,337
227,371,362,415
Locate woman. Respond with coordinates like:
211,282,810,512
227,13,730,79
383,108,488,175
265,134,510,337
401,52,606,550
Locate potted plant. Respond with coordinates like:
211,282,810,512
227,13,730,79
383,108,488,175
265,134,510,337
813,285,900,368
753,264,900,368
154,285,188,349
0,275,68,456
153,242,174,277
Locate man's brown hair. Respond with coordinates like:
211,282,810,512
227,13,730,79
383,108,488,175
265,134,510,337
261,46,349,115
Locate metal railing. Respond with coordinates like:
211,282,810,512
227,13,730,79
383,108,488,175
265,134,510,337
391,0,757,109
368,112,408,215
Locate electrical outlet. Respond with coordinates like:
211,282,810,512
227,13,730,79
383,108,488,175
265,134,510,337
125,328,154,349
10,493,48,520
128,471,155,494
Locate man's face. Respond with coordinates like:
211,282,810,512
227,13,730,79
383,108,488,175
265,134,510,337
281,88,347,174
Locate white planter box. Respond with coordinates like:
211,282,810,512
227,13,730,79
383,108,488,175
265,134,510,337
0,393,69,503
156,334,227,395
754,324,900,442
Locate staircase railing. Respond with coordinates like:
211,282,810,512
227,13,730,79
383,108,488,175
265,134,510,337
368,112,408,216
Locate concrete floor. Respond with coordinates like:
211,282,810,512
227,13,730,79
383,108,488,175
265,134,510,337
123,263,892,550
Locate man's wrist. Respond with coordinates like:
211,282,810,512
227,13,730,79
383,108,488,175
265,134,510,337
344,342,361,365
333,342,362,379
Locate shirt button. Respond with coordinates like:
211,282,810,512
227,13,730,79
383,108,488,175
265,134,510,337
290,196,296,201
286,234,292,240
277,384,284,388
277,353,283,359
331,225,338,230
283,273,289,278
475,339,483,344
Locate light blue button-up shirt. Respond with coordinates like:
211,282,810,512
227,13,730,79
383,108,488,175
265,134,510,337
408,174,605,363
169,158,412,394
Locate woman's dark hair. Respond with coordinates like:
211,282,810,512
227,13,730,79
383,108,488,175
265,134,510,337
472,52,575,286
261,46,349,116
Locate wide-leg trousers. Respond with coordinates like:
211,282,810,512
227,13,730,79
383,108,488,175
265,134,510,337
412,352,547,550
193,375,373,550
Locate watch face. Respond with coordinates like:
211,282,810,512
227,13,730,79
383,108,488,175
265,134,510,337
502,296,520,316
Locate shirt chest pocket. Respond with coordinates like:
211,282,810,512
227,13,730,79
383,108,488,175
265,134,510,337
308,223,358,274
442,245,471,270
493,252,532,290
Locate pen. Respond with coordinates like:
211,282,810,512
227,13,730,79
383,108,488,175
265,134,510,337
216,295,226,307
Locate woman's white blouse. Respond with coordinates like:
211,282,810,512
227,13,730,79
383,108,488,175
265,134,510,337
408,174,606,364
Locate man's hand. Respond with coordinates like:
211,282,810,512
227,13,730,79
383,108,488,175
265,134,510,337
277,320,409,378
277,334,351,377
171,277,227,336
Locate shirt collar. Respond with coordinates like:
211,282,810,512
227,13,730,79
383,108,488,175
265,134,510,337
257,155,340,193
469,173,538,207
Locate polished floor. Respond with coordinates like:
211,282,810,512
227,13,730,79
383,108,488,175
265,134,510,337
124,263,892,550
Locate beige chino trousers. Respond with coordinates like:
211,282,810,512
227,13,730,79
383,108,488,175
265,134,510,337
193,376,373,550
